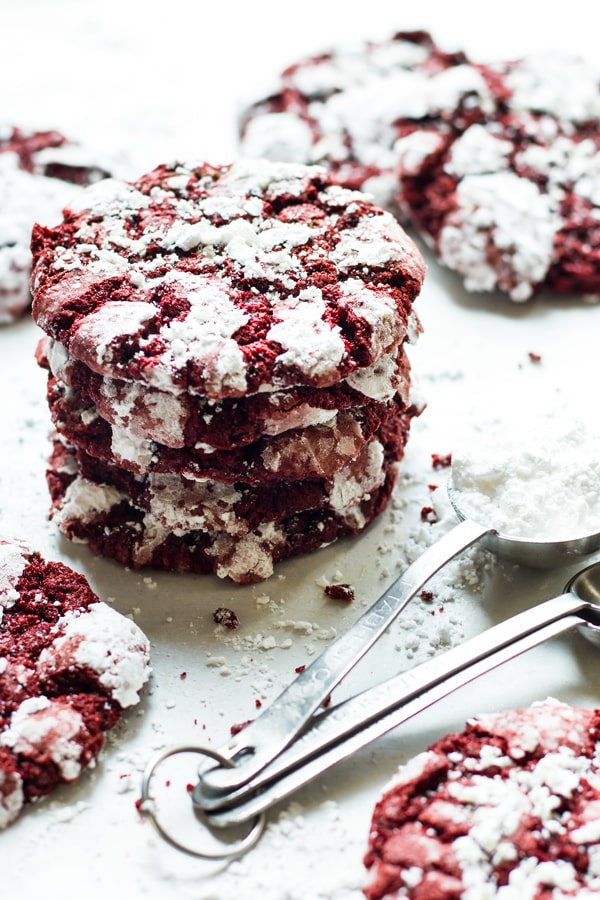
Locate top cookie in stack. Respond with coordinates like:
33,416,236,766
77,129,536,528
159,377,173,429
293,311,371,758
31,158,425,583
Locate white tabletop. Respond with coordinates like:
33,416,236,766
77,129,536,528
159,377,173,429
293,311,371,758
2,2,600,897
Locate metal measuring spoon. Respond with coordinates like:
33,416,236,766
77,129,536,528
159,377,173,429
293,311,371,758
193,559,600,826
199,477,600,796
448,480,600,568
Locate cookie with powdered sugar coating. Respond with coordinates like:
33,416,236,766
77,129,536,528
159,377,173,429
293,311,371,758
239,30,487,212
241,31,600,302
0,538,150,829
397,53,600,301
30,158,425,398
45,415,410,583
46,409,416,537
364,698,600,899
39,336,413,451
45,373,413,484
0,126,112,324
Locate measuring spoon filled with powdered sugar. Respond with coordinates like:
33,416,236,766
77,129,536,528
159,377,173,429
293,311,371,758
447,417,600,567
198,417,600,797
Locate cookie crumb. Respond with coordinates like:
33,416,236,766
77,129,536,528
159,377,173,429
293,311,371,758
420,506,438,523
213,607,240,630
231,719,253,736
324,583,355,602
431,453,452,469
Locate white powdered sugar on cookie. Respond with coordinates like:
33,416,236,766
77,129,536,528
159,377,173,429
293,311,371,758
1,696,87,782
240,33,494,210
444,124,513,178
0,539,28,613
0,766,23,830
37,602,151,708
241,29,600,301
503,53,600,122
53,477,128,527
438,169,559,300
365,699,600,899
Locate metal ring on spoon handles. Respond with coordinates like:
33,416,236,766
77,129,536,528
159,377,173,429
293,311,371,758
139,745,266,859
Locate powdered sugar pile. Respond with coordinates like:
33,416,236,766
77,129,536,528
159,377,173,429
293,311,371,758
452,417,600,539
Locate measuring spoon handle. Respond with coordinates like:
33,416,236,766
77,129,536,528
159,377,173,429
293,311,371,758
202,517,491,794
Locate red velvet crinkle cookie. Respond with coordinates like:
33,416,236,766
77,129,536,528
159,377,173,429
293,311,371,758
241,33,600,301
44,373,409,484
364,698,600,899
48,416,408,535
398,54,600,301
40,337,411,451
0,125,111,324
239,31,482,212
0,537,150,828
31,158,424,397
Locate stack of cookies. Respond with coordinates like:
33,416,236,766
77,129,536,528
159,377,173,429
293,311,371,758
31,158,425,583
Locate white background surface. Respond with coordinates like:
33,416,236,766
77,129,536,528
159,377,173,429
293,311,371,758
3,2,600,897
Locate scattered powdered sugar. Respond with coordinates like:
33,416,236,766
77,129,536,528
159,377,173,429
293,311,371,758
452,416,600,539
203,800,366,900
205,458,491,707
385,485,490,660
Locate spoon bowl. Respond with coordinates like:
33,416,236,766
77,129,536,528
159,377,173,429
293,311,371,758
448,479,600,569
